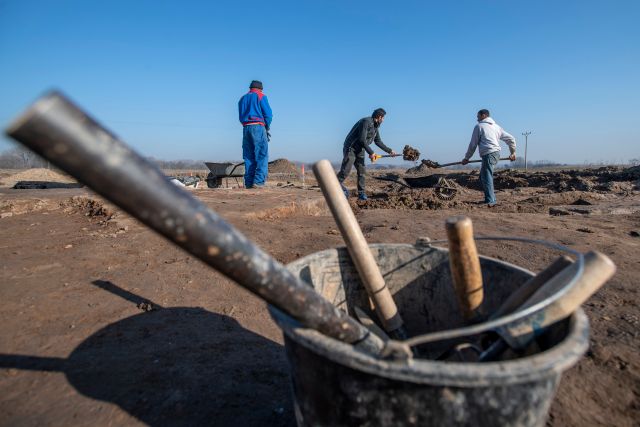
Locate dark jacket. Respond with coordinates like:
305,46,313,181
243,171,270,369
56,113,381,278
343,117,391,155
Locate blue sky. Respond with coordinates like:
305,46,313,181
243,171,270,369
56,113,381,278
1,0,638,165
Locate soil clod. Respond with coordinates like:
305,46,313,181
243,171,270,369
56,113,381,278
402,145,421,162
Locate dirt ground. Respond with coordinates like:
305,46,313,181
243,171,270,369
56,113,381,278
0,165,638,426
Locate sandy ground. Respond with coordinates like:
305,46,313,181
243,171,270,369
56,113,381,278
0,166,638,426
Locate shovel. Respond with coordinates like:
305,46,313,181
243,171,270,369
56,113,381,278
371,145,422,163
4,90,383,355
370,153,401,163
422,157,513,169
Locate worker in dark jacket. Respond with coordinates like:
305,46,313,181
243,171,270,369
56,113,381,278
238,80,273,189
337,108,396,200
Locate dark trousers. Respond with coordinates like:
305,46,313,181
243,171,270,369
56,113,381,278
337,145,366,193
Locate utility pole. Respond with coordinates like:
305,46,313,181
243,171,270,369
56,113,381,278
522,131,532,171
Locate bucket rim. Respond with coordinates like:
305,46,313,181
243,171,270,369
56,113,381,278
270,244,590,388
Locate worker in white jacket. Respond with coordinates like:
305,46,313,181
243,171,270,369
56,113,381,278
461,109,516,206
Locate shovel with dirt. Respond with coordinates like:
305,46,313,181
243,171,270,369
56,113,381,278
371,145,422,163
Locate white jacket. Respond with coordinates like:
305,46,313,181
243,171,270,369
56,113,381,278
464,117,516,159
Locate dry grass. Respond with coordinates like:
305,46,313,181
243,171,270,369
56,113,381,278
247,199,328,221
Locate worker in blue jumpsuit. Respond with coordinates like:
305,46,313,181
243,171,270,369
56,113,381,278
238,80,273,188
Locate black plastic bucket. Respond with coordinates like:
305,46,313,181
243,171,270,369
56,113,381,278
269,243,589,427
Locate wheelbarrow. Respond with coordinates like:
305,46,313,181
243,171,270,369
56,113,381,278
372,173,459,200
204,162,245,188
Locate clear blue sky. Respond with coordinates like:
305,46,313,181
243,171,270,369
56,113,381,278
1,0,638,165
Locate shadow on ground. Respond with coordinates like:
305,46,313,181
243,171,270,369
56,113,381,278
0,280,294,427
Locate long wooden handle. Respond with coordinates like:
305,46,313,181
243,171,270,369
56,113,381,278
445,216,484,321
499,250,616,349
437,158,512,168
313,160,404,332
4,91,382,353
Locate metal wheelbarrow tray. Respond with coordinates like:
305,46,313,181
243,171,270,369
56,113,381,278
204,162,245,188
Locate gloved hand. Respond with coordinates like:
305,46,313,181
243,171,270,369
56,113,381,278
509,153,516,161
461,158,469,165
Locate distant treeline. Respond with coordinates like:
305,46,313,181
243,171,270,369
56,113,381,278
0,146,213,170
0,146,50,169
147,157,210,171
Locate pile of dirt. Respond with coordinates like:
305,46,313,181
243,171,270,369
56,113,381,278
618,165,640,180
405,163,434,175
1,168,77,188
429,166,640,194
519,192,604,206
268,159,300,176
354,192,449,210
61,196,113,222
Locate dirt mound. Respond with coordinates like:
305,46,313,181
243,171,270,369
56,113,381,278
620,165,640,180
406,163,434,175
354,192,450,210
61,196,114,222
1,168,77,188
434,166,640,194
519,192,604,206
268,159,300,176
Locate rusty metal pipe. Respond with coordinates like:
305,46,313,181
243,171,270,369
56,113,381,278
5,91,380,352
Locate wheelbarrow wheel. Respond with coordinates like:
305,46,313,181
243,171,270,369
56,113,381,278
206,173,223,188
434,177,458,201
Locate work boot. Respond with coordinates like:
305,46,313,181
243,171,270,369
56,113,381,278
340,182,349,199
358,192,368,201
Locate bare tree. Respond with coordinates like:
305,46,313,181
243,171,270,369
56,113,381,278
0,146,48,169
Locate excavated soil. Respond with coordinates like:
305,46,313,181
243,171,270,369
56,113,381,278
353,191,453,210
364,165,640,212
268,159,300,176
449,165,640,193
0,165,639,427
0,168,77,188
402,145,421,162
406,162,434,175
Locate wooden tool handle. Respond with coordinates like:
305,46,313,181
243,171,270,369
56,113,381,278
313,160,404,332
436,158,513,168
445,216,484,321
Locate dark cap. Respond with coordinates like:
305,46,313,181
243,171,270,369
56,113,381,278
477,109,490,116
372,108,386,118
250,80,263,90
